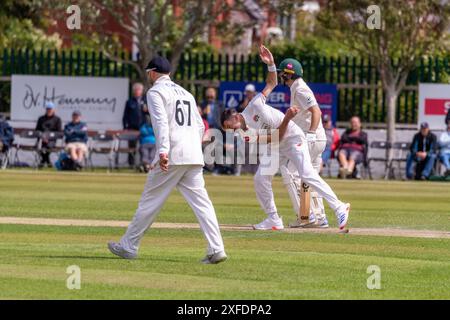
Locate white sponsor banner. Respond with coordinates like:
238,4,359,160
418,83,450,131
11,75,129,130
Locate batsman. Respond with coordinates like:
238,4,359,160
278,58,329,228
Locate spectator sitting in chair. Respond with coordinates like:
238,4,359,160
0,114,14,158
35,101,62,167
406,122,437,180
138,107,156,173
321,114,339,174
337,116,368,178
438,118,450,176
64,111,88,167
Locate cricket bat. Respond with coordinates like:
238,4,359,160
299,182,310,223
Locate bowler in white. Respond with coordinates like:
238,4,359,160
221,46,350,231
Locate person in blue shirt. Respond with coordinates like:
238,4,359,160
0,115,13,168
64,110,88,165
438,118,450,175
138,109,156,173
0,115,14,154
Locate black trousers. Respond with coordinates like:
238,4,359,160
128,140,137,167
40,141,56,165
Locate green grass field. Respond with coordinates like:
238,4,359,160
0,170,449,299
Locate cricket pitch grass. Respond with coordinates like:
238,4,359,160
0,170,449,299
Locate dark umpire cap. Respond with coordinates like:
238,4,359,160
420,122,429,129
145,56,171,74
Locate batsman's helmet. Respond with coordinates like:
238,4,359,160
277,58,303,78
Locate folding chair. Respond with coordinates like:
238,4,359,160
321,154,337,178
366,141,391,179
0,147,11,169
88,133,117,171
114,131,140,170
13,130,42,168
389,142,411,180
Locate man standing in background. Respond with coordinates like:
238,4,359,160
35,102,62,168
122,82,146,167
237,83,257,113
200,87,224,130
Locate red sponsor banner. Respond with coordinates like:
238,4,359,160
424,98,450,115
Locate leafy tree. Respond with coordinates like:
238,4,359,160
0,0,61,50
47,0,250,87
45,0,301,86
319,0,449,161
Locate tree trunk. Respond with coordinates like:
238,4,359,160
170,51,183,77
385,87,398,168
137,48,153,90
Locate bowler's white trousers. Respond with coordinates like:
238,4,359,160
120,165,225,255
255,137,345,217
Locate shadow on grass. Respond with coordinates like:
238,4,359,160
22,255,190,264
22,255,120,260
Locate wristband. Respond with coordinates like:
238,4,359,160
268,64,276,72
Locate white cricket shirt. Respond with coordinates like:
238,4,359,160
241,93,305,143
147,75,205,165
290,78,326,140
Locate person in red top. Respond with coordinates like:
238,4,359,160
338,116,368,178
321,114,340,173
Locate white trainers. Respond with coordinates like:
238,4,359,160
317,216,329,228
336,203,350,230
289,212,329,228
253,216,284,230
201,251,228,264
108,241,137,259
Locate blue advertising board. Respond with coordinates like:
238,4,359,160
219,81,337,125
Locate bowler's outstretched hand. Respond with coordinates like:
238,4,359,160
259,45,274,65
